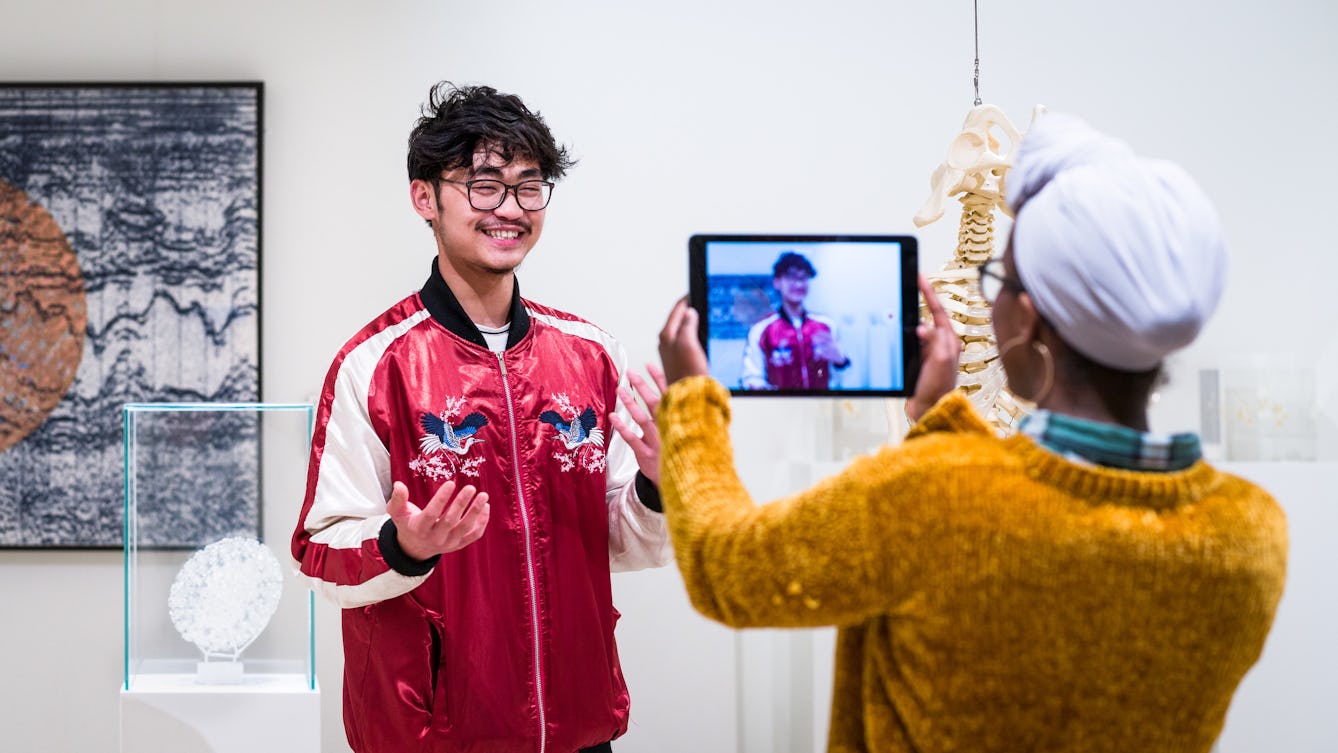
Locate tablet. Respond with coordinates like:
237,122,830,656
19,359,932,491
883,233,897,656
688,234,919,397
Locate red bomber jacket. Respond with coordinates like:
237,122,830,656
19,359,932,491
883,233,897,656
740,309,849,390
292,262,671,753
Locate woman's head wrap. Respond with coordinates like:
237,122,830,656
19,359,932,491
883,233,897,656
1005,113,1227,371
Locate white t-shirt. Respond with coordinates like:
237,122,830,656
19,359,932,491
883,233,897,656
476,322,509,353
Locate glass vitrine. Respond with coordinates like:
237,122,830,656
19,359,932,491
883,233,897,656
122,402,315,691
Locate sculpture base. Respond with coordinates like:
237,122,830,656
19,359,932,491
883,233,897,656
197,660,244,684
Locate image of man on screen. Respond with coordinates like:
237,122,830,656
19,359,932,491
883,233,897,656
740,251,851,390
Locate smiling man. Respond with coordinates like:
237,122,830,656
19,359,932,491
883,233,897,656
292,83,671,753
740,251,851,390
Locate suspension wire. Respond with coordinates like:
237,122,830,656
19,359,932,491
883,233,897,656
973,0,982,106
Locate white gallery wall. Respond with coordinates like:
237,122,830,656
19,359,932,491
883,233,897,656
1,1,1335,751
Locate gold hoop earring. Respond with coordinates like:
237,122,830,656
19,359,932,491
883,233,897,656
1029,341,1054,406
998,335,1054,405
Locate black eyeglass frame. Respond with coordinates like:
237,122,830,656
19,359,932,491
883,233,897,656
978,259,1025,302
436,177,555,212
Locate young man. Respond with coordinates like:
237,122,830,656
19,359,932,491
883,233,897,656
740,251,850,390
291,83,671,753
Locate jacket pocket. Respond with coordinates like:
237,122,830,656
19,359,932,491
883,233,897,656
425,615,450,731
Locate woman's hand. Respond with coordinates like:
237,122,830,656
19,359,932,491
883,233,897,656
906,275,961,422
658,297,710,386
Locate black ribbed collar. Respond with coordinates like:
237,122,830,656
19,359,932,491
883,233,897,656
776,305,809,326
419,259,531,350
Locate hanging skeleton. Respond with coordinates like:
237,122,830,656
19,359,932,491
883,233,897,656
913,104,1044,435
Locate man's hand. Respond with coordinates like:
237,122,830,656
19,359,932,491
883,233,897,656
811,329,846,364
610,364,668,485
387,480,490,562
657,297,710,385
906,274,962,422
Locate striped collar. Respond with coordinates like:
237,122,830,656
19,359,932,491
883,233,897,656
1018,410,1202,472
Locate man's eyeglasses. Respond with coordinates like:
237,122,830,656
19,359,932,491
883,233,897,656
978,259,1025,303
438,178,554,212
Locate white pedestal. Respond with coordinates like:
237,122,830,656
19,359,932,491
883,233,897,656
1213,462,1338,753
120,673,320,753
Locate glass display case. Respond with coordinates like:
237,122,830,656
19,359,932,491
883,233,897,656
121,402,316,692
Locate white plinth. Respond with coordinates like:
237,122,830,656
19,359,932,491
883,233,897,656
1214,462,1338,753
120,673,319,753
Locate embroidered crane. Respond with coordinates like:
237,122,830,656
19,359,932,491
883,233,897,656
419,411,488,455
539,407,605,450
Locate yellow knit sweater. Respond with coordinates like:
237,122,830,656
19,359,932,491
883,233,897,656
657,377,1288,753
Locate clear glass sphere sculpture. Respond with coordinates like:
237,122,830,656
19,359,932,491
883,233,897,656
168,536,283,661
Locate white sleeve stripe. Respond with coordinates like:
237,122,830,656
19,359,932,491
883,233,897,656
308,514,390,550
305,309,433,536
528,310,622,367
297,566,429,609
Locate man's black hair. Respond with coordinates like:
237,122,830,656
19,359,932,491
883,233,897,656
407,82,575,182
773,251,816,279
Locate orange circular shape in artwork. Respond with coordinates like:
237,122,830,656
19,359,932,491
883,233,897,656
0,178,88,453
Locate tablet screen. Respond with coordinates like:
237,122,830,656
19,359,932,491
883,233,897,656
689,234,919,397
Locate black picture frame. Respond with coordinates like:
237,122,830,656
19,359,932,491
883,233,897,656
0,82,263,548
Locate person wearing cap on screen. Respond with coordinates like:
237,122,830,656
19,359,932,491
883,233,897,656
635,113,1289,753
740,251,851,390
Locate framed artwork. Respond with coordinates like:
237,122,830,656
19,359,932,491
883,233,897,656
0,83,263,548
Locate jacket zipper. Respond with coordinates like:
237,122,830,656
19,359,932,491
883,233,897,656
497,352,547,753
796,318,810,388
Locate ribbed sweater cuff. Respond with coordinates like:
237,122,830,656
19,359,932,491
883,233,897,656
659,376,731,437
657,375,733,512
